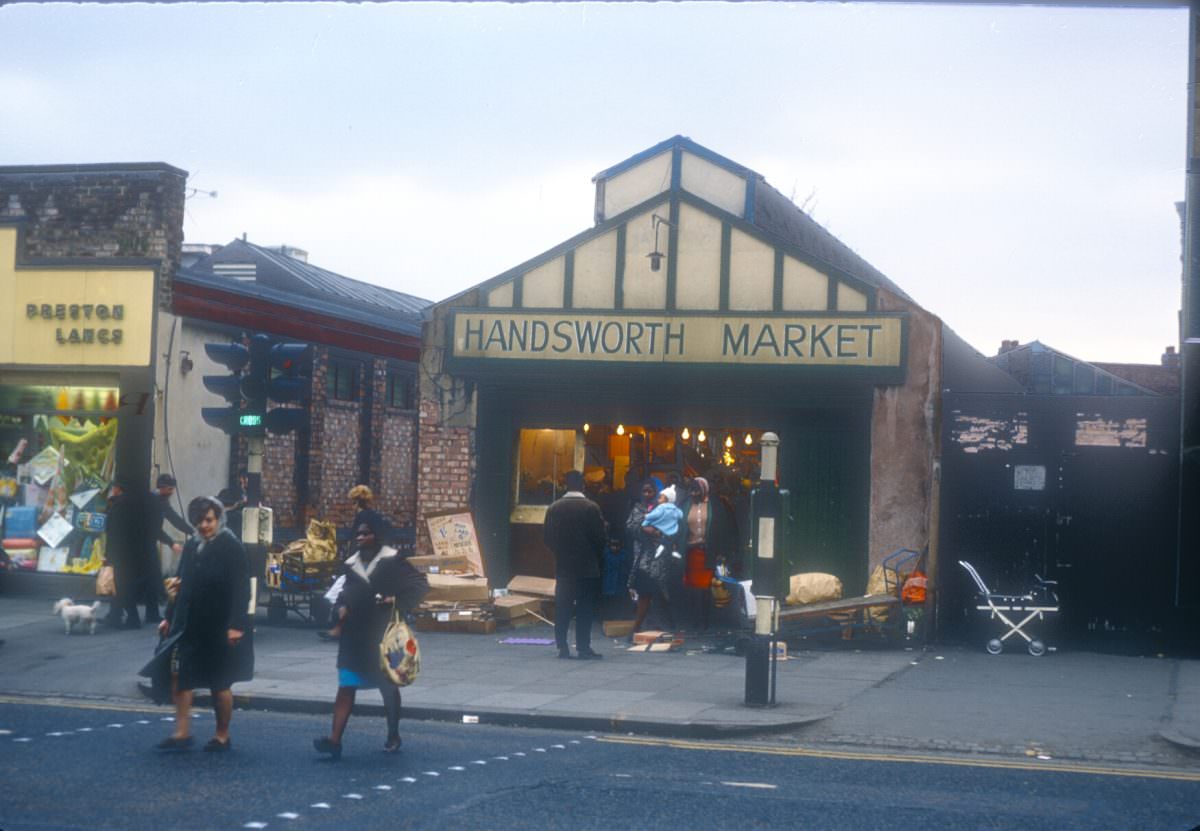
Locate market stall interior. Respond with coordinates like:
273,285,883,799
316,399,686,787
0,375,121,577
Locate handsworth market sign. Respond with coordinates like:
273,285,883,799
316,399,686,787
449,311,907,368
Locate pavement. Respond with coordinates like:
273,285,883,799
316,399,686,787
2,594,1199,763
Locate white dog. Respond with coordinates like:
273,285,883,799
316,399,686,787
53,598,101,635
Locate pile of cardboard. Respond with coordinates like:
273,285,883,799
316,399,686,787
407,541,560,633
493,575,556,627
409,553,494,632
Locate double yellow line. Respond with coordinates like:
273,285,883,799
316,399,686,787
599,734,1200,783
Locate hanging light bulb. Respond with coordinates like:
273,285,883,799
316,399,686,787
616,424,625,436
697,429,706,443
724,434,733,449
681,427,690,441
583,423,590,433
745,432,753,446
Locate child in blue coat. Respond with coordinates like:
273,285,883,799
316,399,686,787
641,485,684,560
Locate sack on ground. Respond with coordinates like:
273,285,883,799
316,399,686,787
785,572,843,606
379,611,420,687
95,564,116,597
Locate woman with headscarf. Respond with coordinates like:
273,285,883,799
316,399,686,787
313,512,428,759
683,476,738,630
625,479,676,638
155,496,253,752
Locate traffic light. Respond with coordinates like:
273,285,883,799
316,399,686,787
201,340,249,433
264,342,312,434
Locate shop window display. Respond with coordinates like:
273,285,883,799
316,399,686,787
0,377,119,575
514,423,763,509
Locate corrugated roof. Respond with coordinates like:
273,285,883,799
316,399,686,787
208,239,431,318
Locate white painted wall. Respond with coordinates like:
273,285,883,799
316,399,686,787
680,151,746,217
153,312,233,548
603,152,672,219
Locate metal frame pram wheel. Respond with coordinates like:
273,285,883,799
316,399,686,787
958,560,1058,656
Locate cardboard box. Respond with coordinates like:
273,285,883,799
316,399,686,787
626,641,679,653
407,554,471,574
507,575,556,598
413,616,496,634
492,594,543,621
425,573,490,602
602,620,635,638
631,630,684,649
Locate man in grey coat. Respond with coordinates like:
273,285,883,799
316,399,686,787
543,470,608,660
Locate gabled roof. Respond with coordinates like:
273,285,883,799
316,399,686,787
751,176,912,303
438,136,920,311
195,239,431,320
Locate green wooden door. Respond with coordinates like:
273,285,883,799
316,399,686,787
780,411,871,595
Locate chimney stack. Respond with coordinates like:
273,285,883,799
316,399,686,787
998,339,1020,355
1162,345,1181,369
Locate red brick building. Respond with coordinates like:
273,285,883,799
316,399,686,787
175,239,429,537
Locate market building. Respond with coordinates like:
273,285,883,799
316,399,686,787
0,163,185,591
417,136,994,606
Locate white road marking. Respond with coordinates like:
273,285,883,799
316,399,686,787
162,717,174,722
310,803,331,809
77,727,93,732
493,755,509,760
374,785,392,790
569,740,581,744
448,766,465,771
551,744,566,749
107,723,123,728
136,719,150,725
513,752,526,757
342,793,363,800
0,729,11,735
612,773,632,778
471,760,487,765
423,771,440,777
14,737,32,743
244,823,268,829
585,735,598,740
276,813,300,820
534,748,546,753
46,731,64,736
400,777,417,783
721,781,778,790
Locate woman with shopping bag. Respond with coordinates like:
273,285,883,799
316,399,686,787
313,512,427,759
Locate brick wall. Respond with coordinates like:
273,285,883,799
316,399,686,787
262,415,301,528
415,395,474,555
379,407,418,527
319,404,363,526
0,164,187,309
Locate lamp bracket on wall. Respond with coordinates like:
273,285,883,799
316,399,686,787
647,213,674,272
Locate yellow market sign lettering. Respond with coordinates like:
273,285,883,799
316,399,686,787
452,312,905,367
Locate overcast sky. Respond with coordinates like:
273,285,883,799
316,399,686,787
1,2,1188,363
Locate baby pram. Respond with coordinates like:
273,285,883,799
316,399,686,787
958,560,1059,656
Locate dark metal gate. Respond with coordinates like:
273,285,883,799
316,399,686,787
938,393,1181,639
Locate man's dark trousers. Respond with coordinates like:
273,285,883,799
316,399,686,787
555,576,599,654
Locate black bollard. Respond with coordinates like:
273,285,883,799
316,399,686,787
744,634,771,707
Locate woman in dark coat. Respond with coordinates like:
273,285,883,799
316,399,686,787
626,480,675,637
314,512,428,759
156,496,253,752
682,476,738,629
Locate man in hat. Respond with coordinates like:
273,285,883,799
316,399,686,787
146,474,190,622
543,470,608,660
